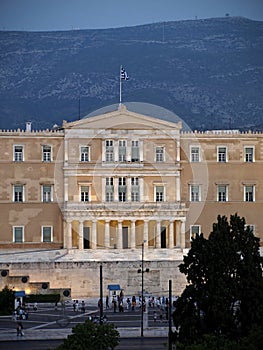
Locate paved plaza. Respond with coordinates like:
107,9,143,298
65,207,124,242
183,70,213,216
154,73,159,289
0,299,171,342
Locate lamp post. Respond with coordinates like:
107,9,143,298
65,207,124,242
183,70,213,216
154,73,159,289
141,241,145,337
100,264,103,325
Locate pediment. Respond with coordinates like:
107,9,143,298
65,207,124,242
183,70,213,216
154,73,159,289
63,104,182,131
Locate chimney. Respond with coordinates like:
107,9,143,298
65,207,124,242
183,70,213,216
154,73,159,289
26,122,32,132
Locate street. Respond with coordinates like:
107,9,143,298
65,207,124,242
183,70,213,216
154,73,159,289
0,337,169,350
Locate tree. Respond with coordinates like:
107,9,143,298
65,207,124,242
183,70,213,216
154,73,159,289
0,286,15,315
173,214,263,347
56,319,120,350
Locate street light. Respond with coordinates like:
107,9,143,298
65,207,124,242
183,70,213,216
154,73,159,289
138,240,148,337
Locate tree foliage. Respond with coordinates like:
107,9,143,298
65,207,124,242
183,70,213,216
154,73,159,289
173,214,263,347
0,286,15,315
56,319,120,350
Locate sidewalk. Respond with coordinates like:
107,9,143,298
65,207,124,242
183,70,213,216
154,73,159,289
0,327,169,341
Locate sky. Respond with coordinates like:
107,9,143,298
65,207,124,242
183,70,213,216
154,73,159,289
0,0,262,31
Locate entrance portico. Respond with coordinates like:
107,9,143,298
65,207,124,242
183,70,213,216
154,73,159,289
63,203,187,250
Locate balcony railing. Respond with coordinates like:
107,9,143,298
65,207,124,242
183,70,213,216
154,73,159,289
62,201,186,212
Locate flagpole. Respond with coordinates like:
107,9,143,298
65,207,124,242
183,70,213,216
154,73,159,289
119,65,122,105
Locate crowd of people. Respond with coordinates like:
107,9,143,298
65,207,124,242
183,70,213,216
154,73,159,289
103,292,173,322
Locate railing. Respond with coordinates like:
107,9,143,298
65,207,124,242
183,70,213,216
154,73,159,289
62,201,186,211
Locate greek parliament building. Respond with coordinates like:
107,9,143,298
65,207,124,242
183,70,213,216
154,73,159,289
0,104,262,298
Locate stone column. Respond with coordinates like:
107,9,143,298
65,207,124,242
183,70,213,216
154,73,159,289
117,220,123,249
102,141,105,162
127,177,131,201
139,140,144,161
139,177,144,201
176,221,181,248
63,220,67,249
127,140,131,162
114,141,118,162
156,221,161,248
176,140,180,162
78,220,84,249
65,220,72,249
169,221,174,249
64,177,68,202
130,220,136,249
91,220,97,249
105,220,110,249
180,219,186,249
176,176,181,201
143,220,149,249
114,177,118,202
102,178,106,202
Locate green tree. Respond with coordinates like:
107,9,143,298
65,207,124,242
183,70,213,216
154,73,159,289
56,319,120,350
173,214,263,347
0,286,15,315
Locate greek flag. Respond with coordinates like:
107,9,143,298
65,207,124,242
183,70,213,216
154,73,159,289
120,67,129,80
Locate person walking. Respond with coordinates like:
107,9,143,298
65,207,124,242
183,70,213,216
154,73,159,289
106,295,109,309
16,321,24,336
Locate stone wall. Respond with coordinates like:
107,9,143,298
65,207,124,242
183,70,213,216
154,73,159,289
0,260,187,299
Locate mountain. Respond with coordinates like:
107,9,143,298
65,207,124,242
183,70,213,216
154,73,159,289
0,16,263,131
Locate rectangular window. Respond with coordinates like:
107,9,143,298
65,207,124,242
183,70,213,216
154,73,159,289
42,185,52,202
244,147,254,162
217,146,227,162
190,146,200,162
81,186,89,202
118,140,126,162
42,145,51,162
244,185,254,202
13,226,24,243
14,145,23,162
105,140,114,162
190,185,200,202
105,177,114,202
131,177,140,202
190,225,200,240
156,146,164,162
14,185,23,202
118,177,126,202
42,226,53,242
155,185,164,202
80,146,89,162
131,140,140,162
217,185,227,202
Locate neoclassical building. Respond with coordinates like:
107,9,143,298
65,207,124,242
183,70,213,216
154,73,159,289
0,105,262,297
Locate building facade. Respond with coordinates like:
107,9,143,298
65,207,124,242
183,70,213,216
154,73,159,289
0,105,262,298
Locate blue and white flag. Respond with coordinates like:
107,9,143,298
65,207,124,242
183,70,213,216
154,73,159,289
120,67,129,80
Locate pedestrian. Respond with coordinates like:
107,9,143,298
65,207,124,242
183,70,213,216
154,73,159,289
75,300,79,312
131,296,136,311
126,297,131,310
153,311,157,322
113,299,117,313
159,308,163,322
73,300,76,312
16,321,24,336
33,302,37,311
81,300,85,313
106,295,109,309
119,300,124,312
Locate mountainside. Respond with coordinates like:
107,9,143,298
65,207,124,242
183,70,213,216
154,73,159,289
0,16,263,131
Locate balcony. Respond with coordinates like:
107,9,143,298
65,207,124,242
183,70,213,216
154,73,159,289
62,201,187,217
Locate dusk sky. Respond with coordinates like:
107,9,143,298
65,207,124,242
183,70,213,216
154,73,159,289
0,0,263,31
